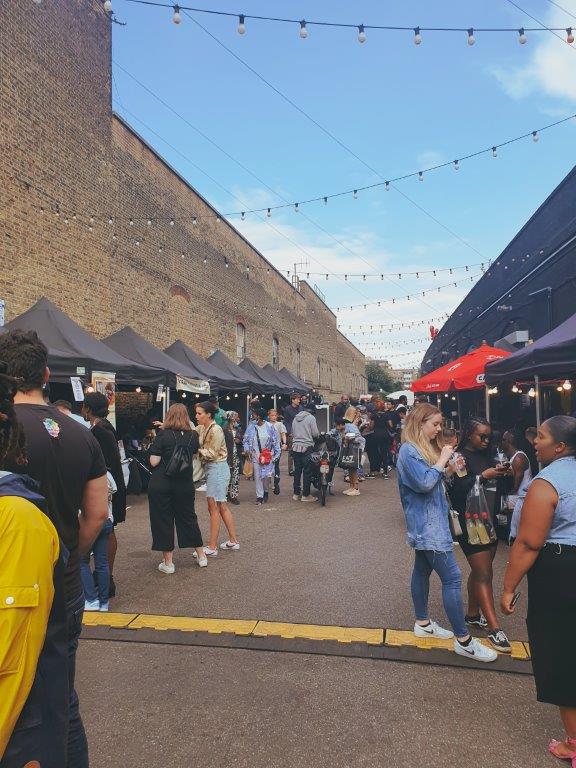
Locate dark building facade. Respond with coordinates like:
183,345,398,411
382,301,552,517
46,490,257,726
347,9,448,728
422,165,576,373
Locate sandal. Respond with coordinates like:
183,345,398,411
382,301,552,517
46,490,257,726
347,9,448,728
548,737,576,764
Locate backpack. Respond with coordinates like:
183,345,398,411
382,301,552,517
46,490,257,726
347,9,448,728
164,431,195,478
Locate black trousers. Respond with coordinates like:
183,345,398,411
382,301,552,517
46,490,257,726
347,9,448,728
148,475,203,551
292,451,312,496
366,433,390,472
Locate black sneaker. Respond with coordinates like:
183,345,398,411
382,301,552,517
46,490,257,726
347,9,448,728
256,498,264,506
273,479,280,495
465,613,487,630
487,629,512,653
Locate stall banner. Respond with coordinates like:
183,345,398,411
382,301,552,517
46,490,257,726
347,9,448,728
176,375,210,395
70,376,85,402
92,371,116,428
156,384,165,402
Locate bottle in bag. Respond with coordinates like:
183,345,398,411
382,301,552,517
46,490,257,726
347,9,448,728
481,511,497,543
466,512,481,545
475,513,491,545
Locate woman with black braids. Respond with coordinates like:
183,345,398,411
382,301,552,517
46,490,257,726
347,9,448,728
447,416,513,653
0,364,67,766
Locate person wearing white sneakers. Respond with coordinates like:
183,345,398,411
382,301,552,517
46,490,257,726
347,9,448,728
334,417,365,497
81,472,116,611
397,404,497,663
148,404,207,573
196,401,240,555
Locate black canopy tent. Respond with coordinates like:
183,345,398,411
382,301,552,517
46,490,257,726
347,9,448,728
277,367,310,393
165,341,249,392
238,358,281,395
206,350,271,394
261,364,296,394
2,297,163,384
485,310,576,384
103,327,209,394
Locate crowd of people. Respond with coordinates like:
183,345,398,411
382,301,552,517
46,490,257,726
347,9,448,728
0,325,574,766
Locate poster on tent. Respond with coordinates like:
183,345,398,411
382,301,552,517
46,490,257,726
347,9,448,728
91,371,116,427
176,375,210,395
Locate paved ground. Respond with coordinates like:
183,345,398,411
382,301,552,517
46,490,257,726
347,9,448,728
77,459,558,767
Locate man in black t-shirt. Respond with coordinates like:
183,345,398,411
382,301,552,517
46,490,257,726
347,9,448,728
0,329,108,768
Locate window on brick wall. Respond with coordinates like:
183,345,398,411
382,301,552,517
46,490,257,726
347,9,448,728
296,347,301,378
316,357,321,386
272,337,280,370
236,323,246,361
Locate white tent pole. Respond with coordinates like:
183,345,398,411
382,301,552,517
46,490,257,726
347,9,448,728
535,375,542,428
485,387,490,422
164,387,170,420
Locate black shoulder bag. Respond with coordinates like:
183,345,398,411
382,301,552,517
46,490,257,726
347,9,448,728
164,431,195,478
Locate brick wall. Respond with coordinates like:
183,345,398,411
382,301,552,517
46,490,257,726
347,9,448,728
0,0,366,399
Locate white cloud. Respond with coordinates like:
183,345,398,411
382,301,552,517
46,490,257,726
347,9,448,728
491,2,576,104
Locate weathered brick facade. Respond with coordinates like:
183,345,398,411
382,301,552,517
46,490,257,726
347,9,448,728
0,0,366,398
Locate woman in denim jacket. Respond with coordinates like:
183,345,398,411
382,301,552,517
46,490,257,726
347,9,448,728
397,404,497,663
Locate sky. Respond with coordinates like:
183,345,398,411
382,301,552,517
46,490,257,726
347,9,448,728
110,0,576,368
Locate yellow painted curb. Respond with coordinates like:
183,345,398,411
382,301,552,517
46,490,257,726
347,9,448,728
253,621,384,645
128,614,258,636
82,612,139,628
385,629,530,659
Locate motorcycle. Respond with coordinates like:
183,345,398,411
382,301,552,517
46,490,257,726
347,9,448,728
306,432,340,506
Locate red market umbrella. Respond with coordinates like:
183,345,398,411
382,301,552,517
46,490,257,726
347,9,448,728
411,345,511,392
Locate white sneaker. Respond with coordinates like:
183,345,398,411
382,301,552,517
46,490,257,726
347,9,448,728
454,637,498,663
84,599,100,612
203,547,218,557
292,494,301,501
158,562,175,574
414,621,454,640
196,483,207,492
197,556,208,568
220,540,240,551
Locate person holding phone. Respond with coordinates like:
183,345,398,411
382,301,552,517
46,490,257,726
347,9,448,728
502,416,576,764
397,404,497,663
447,417,512,653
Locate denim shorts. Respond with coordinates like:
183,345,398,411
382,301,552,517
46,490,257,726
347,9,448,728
205,461,231,502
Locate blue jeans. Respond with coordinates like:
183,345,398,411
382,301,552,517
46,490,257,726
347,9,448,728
411,549,468,638
80,519,113,603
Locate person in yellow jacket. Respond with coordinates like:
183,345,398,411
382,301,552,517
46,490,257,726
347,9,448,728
0,366,63,767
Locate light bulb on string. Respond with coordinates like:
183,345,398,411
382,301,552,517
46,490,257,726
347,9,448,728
299,20,308,39
454,159,459,170
294,203,299,213
192,217,197,226
147,218,152,226
129,218,134,226
172,5,181,24
241,212,245,221
532,131,539,142
266,208,271,218
358,24,366,43
413,26,422,45
518,28,527,44
418,171,424,181
103,0,113,10
557,385,564,393
385,181,390,191
237,14,246,34
567,28,575,44
135,386,141,393
492,146,498,158
563,379,572,390
467,28,475,45
353,189,358,199
108,217,113,225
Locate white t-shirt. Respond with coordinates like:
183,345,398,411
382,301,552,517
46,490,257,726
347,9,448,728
271,421,287,442
256,423,270,448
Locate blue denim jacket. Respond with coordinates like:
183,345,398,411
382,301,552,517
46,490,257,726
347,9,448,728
396,442,453,552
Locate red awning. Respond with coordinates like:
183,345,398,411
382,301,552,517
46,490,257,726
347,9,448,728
411,345,511,392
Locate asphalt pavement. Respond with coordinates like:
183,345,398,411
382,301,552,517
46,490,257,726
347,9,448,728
77,458,557,767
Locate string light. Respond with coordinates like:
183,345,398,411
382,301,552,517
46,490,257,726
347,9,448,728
511,384,519,393
237,14,245,34
567,28,575,44
266,208,271,217
172,5,181,24
299,20,308,39
414,26,422,45
418,171,424,182
492,146,497,158
563,379,572,391
353,189,358,199
532,130,539,142
357,24,366,43
454,160,459,171
467,28,475,45
518,27,527,44
104,0,113,11
528,387,536,398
